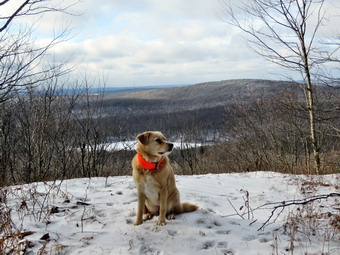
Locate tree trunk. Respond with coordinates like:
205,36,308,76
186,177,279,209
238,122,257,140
305,78,321,174
301,44,321,174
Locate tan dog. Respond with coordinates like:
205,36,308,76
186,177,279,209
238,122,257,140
132,131,198,226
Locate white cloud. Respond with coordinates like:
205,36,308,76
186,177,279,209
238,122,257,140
5,0,340,86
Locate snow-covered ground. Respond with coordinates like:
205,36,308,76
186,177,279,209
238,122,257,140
1,172,339,255
103,141,207,151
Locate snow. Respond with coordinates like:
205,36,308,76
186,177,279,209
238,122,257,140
104,141,136,151
103,141,205,151
2,172,339,255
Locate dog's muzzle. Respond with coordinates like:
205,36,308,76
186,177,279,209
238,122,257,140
168,143,174,151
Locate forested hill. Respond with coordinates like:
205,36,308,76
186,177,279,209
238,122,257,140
94,78,338,139
103,79,303,111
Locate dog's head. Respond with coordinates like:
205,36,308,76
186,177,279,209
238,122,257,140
136,131,174,156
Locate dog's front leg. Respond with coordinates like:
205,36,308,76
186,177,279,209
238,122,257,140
157,187,168,226
134,188,145,226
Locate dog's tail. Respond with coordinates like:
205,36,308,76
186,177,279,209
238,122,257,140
177,202,198,213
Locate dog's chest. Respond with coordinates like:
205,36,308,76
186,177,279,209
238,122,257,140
143,175,160,204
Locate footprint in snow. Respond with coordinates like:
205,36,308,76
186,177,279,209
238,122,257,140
217,241,228,248
216,230,231,235
206,207,216,213
242,234,256,241
221,249,235,255
259,236,271,243
167,230,177,236
126,219,133,225
229,220,241,226
196,218,206,225
258,231,272,243
213,220,222,226
200,240,215,250
139,244,157,254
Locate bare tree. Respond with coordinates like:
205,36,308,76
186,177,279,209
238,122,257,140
0,0,78,186
223,0,340,173
0,0,76,103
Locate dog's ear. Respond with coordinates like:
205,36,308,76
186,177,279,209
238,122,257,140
137,132,151,145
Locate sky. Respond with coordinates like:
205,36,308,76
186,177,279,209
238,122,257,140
4,0,340,87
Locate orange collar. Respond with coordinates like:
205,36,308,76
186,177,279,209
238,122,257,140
137,152,164,171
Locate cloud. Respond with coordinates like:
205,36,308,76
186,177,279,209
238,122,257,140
5,0,340,86
47,15,279,85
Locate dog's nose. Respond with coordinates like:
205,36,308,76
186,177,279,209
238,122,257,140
168,143,174,151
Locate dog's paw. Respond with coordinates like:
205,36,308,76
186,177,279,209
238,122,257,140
143,213,154,221
134,219,143,226
167,213,176,220
157,219,166,226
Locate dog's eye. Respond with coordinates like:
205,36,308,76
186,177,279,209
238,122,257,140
155,138,162,144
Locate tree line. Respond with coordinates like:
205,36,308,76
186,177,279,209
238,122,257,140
0,0,339,187
0,81,339,186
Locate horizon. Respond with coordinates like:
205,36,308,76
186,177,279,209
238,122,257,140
71,78,338,90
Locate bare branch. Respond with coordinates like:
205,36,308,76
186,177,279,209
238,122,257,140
0,0,79,33
0,0,30,33
0,1,77,102
256,193,340,230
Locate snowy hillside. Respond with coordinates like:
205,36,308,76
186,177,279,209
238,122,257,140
1,172,339,255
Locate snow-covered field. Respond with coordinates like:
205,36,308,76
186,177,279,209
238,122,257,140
1,172,339,255
103,141,207,151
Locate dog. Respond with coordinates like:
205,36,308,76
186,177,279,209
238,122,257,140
132,131,198,226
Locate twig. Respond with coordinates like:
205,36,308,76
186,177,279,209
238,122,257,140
257,193,340,231
226,197,244,219
80,178,92,233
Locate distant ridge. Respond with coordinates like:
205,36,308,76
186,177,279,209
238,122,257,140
69,84,184,95
112,79,297,99
103,79,301,111
87,79,339,135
